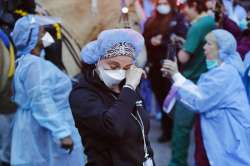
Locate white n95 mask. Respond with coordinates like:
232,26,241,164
156,4,171,15
98,66,126,88
41,32,55,48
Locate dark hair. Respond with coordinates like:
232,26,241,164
156,0,177,8
242,18,250,37
214,0,223,22
17,0,36,14
81,62,95,73
186,0,208,14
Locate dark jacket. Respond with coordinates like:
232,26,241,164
143,10,187,68
221,14,242,43
143,10,188,104
69,70,154,166
238,35,250,59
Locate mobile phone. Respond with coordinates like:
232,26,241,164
166,44,176,61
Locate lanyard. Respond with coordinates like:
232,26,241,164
131,101,149,159
109,93,150,159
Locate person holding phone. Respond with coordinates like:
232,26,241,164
168,0,216,165
70,28,154,166
143,0,188,143
162,29,250,166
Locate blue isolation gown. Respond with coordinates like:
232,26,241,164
11,54,85,166
174,63,250,166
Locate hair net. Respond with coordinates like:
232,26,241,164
11,15,61,58
212,29,245,76
81,28,145,64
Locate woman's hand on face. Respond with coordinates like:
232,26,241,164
161,59,179,77
125,65,146,90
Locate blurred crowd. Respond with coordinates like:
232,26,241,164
1,0,250,166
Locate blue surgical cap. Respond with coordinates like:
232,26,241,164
212,29,245,76
81,28,145,64
11,15,61,58
11,15,40,58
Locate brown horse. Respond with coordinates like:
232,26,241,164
37,0,147,76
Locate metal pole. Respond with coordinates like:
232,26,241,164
120,0,130,28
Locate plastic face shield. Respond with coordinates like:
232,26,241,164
27,15,62,27
11,15,62,58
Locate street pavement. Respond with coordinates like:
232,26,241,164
148,119,195,166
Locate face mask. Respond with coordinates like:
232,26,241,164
97,66,126,88
239,20,248,31
39,49,46,59
41,32,55,48
156,4,171,15
206,59,219,70
207,10,215,19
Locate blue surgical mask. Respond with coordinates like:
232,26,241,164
206,59,219,70
239,20,248,31
39,49,46,59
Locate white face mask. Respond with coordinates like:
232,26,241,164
156,4,171,15
207,10,215,19
41,32,55,48
97,65,126,88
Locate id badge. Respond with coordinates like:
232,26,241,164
143,158,153,166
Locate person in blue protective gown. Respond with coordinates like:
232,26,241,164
162,29,250,166
10,15,85,166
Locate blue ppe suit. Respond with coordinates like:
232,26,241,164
12,54,84,166
175,63,250,166
10,15,85,166
174,30,250,166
